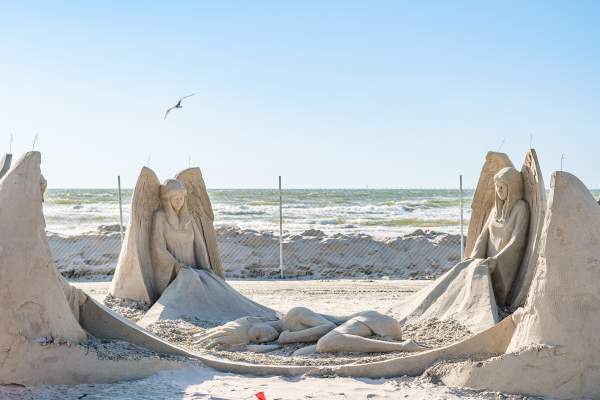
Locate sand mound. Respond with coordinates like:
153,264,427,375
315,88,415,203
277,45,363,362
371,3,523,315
0,152,87,349
0,152,189,386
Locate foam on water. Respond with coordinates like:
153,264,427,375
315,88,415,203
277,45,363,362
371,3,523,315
43,188,479,238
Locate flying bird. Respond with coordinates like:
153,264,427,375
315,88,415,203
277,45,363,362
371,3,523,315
164,93,195,120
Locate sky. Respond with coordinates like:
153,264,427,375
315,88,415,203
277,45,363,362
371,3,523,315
1,1,599,189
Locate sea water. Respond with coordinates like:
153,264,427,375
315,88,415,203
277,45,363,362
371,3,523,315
44,188,600,238
43,188,479,238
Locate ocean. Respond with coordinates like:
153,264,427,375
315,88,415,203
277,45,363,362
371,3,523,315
42,188,600,238
44,188,475,238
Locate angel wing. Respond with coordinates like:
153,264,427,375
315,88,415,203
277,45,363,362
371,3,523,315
176,167,225,278
507,149,546,308
109,167,161,303
464,151,515,256
0,153,12,180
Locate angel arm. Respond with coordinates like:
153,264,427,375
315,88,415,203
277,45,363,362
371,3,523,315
151,212,183,295
488,202,529,267
192,221,211,269
470,212,492,259
278,324,336,344
487,202,530,304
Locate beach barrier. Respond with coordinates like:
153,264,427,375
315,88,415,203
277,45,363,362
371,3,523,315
44,182,469,282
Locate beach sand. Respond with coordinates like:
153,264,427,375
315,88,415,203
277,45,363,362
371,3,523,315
99,279,472,367
0,280,526,400
0,279,533,400
0,366,531,400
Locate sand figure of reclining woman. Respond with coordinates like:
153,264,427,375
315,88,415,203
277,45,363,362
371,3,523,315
109,167,276,325
389,165,531,333
196,306,426,354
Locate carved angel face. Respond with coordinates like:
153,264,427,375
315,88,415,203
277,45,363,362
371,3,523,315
170,192,186,213
495,181,508,201
161,179,187,214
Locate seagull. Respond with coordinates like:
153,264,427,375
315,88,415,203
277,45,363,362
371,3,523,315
164,93,195,120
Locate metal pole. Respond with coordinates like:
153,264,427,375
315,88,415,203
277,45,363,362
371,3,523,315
279,176,284,279
117,176,124,243
459,174,464,260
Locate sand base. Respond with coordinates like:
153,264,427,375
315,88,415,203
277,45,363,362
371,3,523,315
0,279,534,399
0,366,533,400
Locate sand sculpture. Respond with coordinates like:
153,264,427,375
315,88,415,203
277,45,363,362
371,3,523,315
319,152,600,399
470,166,530,305
388,150,544,334
182,149,555,375
0,152,205,386
463,150,546,310
464,152,514,256
3,153,504,386
10,148,600,399
109,167,276,326
196,307,426,354
430,170,600,399
194,149,541,354
179,149,553,368
189,150,543,354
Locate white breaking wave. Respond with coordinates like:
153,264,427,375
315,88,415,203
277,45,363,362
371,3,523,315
43,188,474,238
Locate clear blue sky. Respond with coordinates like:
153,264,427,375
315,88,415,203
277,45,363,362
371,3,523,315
1,1,599,188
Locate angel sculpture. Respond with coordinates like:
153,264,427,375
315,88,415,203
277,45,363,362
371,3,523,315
151,178,214,295
109,167,276,325
388,149,545,334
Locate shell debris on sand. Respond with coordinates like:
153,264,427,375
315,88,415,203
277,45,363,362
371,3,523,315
103,295,150,322
81,336,186,362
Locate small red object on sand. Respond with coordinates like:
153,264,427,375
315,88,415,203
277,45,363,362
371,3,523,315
255,392,267,400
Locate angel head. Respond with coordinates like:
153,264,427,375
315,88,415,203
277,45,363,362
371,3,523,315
493,167,524,223
161,179,187,214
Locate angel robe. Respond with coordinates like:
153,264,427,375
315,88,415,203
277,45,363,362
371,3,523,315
388,200,530,334
151,209,211,296
139,208,277,327
471,199,530,306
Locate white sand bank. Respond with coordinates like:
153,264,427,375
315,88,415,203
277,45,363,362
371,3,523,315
49,226,461,281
